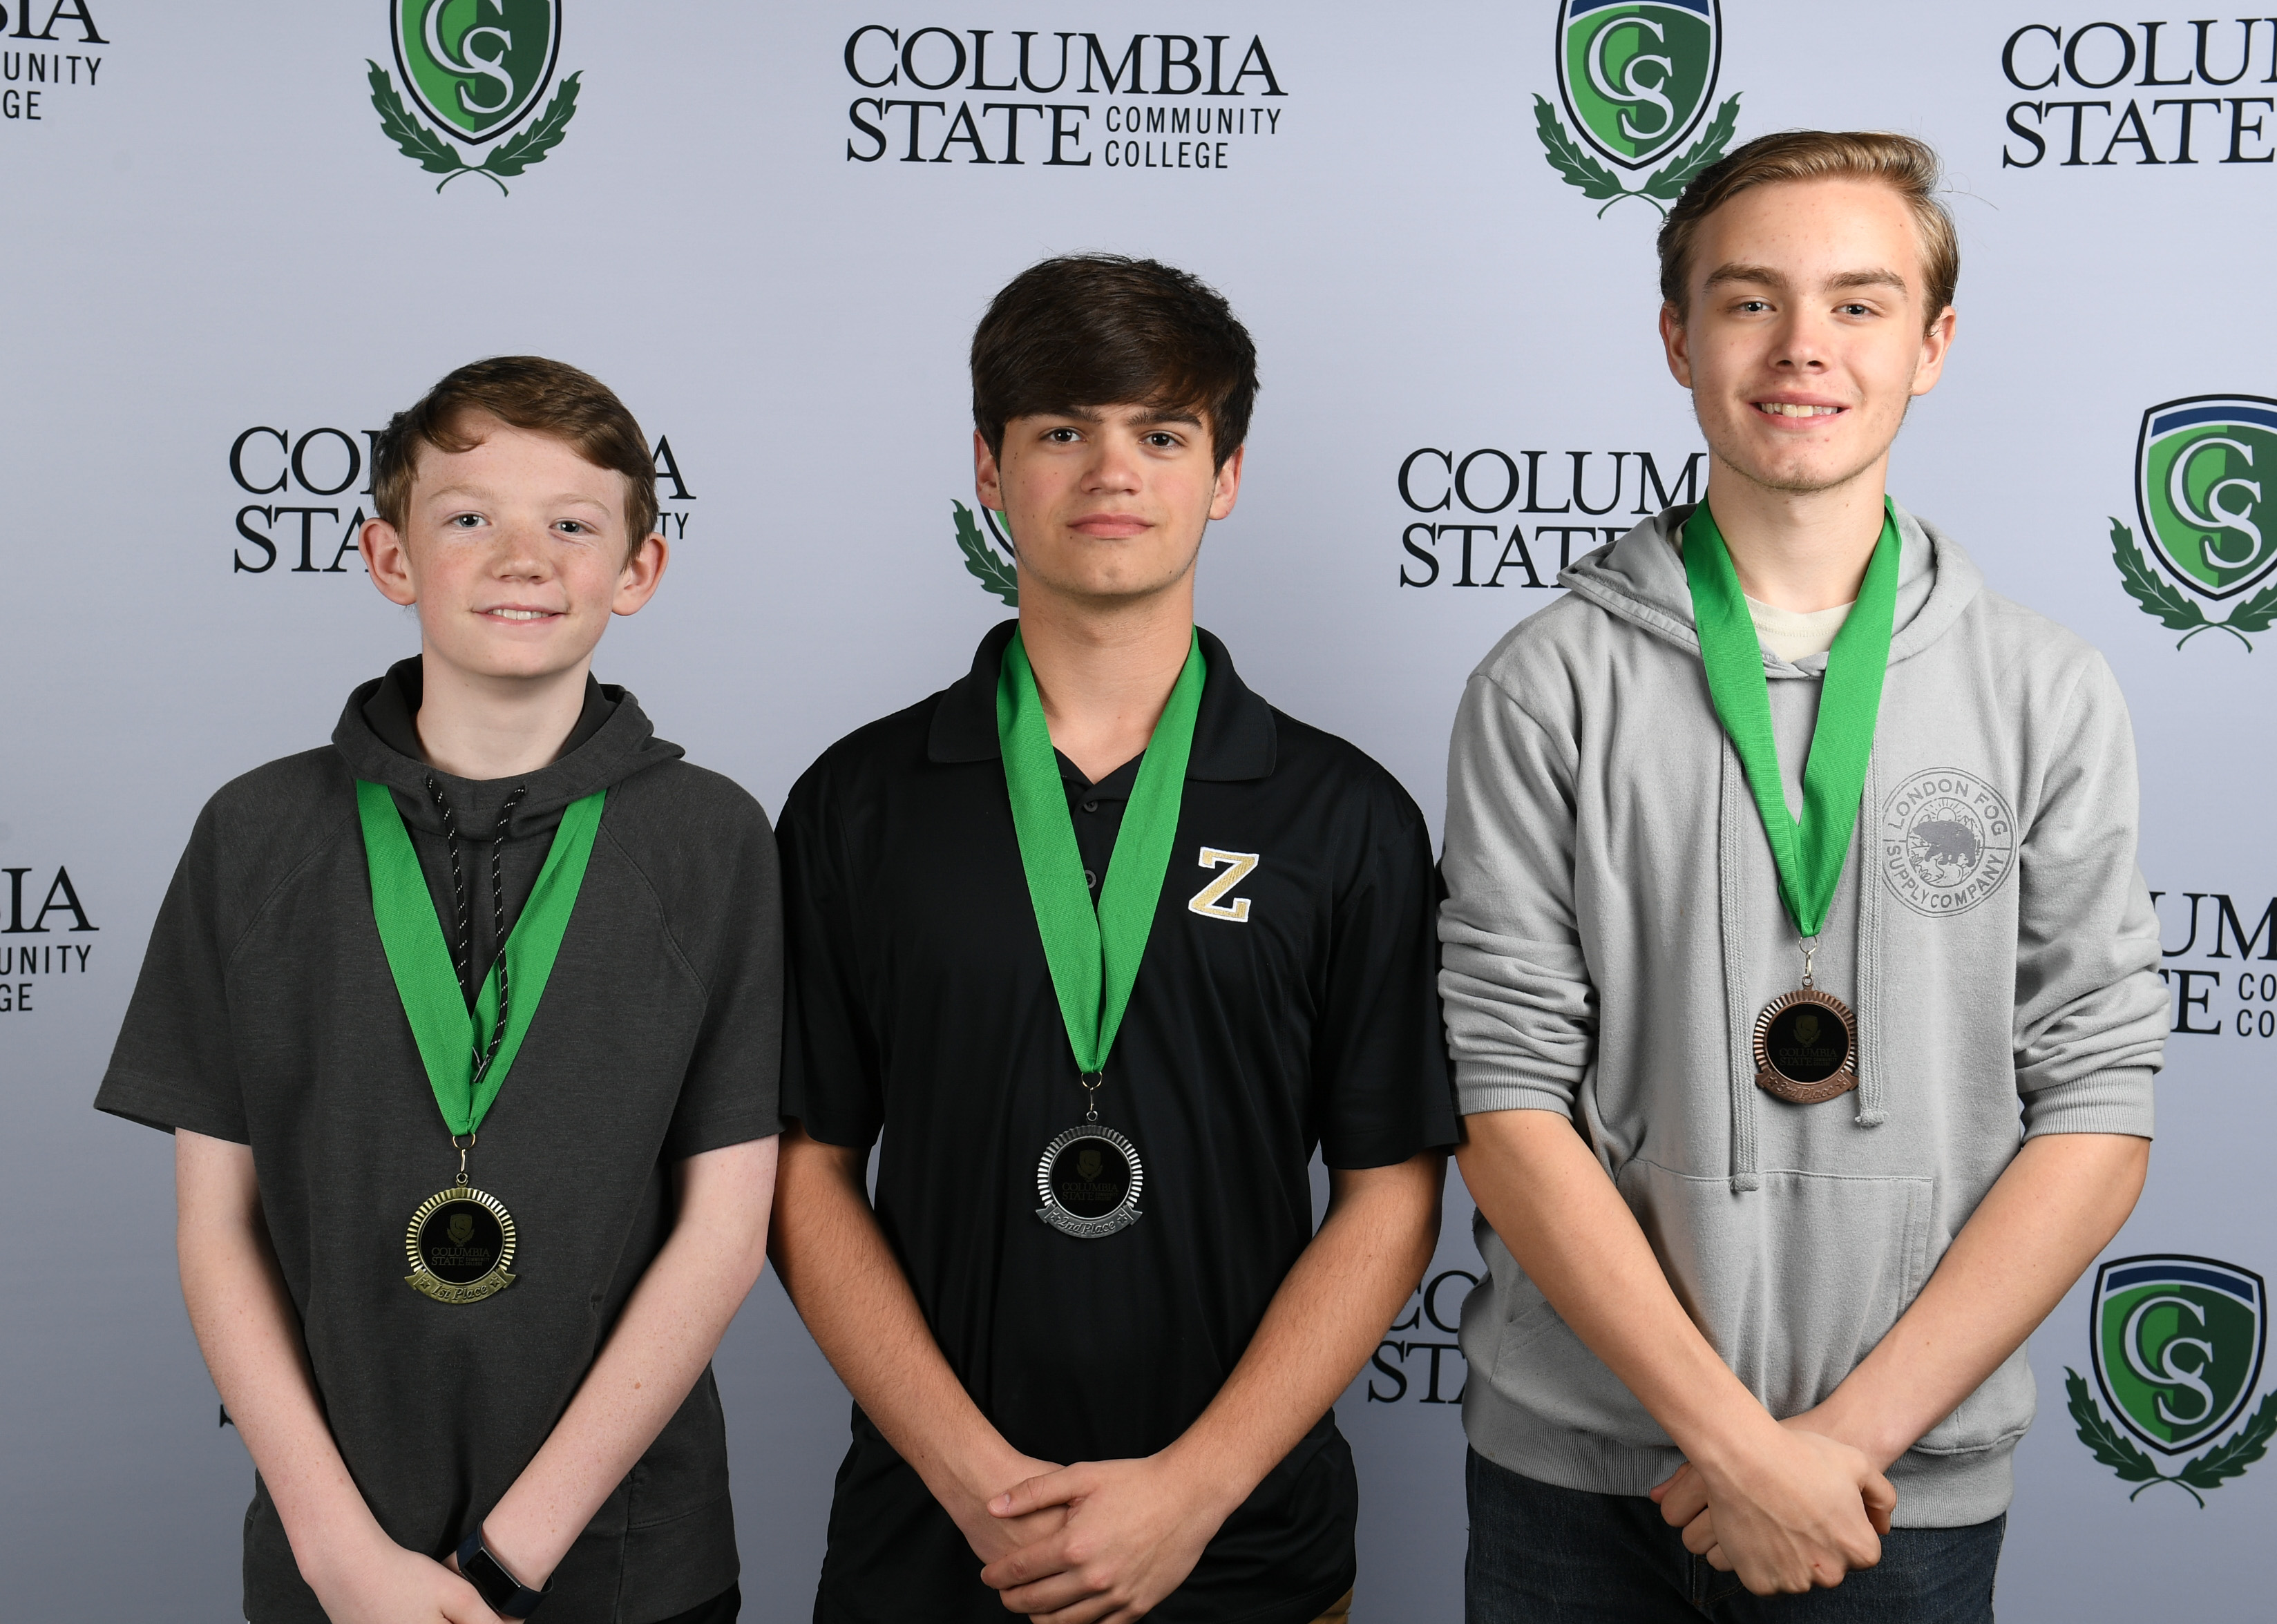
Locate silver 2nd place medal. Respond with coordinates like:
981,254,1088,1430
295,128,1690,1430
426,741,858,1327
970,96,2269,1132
1036,1121,1145,1239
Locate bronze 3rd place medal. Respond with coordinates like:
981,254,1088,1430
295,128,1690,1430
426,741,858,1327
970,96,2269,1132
996,619,1206,1239
356,779,607,1301
1684,501,1903,1105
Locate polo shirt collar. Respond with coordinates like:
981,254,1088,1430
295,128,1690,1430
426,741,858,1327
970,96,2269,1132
927,618,1277,782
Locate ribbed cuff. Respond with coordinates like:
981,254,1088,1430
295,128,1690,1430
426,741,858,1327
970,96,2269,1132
2019,1065,2155,1140
1454,1063,1576,1118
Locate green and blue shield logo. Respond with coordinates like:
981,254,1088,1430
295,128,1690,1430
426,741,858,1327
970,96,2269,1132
366,0,582,194
1555,0,1720,171
2093,1255,2265,1455
2108,394,2277,648
392,0,560,143
2135,395,2277,602
1532,0,1740,219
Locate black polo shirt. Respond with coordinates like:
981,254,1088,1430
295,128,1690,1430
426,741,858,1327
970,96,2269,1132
779,621,1455,1624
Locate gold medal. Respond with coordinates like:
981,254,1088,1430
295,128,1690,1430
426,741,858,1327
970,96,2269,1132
403,1184,518,1303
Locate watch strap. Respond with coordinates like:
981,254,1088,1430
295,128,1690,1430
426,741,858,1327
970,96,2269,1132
455,1528,551,1619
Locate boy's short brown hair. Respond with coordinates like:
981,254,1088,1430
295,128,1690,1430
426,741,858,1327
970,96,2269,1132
971,255,1257,471
1657,131,1959,331
371,356,658,551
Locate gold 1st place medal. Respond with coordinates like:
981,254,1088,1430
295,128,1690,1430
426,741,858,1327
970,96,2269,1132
403,1185,518,1303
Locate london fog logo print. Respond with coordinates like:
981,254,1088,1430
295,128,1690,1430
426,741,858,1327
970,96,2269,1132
2068,1255,2277,1504
1878,768,2015,919
1535,0,1742,217
368,1,581,193
2109,395,2277,649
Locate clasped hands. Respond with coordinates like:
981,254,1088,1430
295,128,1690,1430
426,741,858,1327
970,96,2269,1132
1648,1411,1896,1598
950,1449,1233,1624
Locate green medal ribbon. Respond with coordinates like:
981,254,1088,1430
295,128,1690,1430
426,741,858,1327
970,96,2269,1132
996,629,1206,1079
355,781,605,1136
1681,500,1902,939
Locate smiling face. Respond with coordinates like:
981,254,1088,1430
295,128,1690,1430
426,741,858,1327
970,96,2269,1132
360,416,666,687
1660,176,1955,499
974,404,1244,611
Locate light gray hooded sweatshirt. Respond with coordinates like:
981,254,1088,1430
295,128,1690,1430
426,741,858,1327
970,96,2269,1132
1440,500,2169,1526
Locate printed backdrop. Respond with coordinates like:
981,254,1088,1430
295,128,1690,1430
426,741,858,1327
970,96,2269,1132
4,3,2273,1618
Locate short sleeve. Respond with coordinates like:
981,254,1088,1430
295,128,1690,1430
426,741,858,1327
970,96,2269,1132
659,799,786,1160
777,767,884,1149
1311,781,1458,1169
95,801,251,1142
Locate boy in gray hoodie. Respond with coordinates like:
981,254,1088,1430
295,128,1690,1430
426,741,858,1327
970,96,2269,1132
1442,133,2169,1619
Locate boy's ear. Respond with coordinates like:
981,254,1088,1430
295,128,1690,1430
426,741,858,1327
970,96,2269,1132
611,532,669,618
361,517,419,606
973,428,1006,513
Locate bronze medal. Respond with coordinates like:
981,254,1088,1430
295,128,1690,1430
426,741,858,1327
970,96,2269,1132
1753,986,1859,1105
403,1185,519,1303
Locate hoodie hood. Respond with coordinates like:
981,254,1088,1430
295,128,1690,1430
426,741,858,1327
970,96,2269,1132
332,656,686,838
1558,497,1981,675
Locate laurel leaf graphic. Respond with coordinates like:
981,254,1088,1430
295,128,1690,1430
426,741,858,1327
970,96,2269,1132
366,60,466,176
1532,95,1628,202
2178,1388,2277,1491
482,71,582,178
2110,518,2209,633
953,501,1019,606
2220,580,2277,636
1643,95,1744,201
2064,1368,2161,1484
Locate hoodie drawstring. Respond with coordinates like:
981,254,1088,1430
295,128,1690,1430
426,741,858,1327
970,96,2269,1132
421,775,526,1087
1718,736,1762,1193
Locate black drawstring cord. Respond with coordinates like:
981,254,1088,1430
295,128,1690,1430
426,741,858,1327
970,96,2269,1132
423,776,528,1085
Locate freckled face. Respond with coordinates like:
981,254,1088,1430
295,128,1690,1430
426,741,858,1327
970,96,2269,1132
365,418,661,682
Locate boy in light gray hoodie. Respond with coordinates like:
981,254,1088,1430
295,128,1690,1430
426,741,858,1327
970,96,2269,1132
1443,133,2168,1620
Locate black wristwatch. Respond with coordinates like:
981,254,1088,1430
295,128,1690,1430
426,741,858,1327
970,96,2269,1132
456,1527,552,1619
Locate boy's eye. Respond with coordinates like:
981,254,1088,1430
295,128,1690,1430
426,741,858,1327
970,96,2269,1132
558,520,587,535
1736,299,1771,314
1838,303,1871,317
1145,432,1179,448
450,513,484,528
1046,428,1080,443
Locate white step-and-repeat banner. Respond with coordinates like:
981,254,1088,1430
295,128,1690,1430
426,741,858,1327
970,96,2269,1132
4,3,2272,1618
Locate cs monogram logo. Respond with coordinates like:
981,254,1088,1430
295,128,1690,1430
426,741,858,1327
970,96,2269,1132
1189,849,1259,922
367,0,583,194
2068,1254,2277,1504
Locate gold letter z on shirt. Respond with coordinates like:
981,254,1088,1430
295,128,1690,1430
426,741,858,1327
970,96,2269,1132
1188,849,1259,922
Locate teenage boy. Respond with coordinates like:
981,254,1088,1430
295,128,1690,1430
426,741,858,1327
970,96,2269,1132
1442,133,2169,1618
770,255,1455,1624
97,357,781,1624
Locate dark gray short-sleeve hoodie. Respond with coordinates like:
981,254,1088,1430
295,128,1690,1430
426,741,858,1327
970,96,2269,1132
96,660,783,1624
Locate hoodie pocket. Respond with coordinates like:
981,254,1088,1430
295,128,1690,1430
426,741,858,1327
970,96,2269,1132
1614,1158,1936,1420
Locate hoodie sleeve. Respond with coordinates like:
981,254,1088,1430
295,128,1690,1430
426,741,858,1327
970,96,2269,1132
2012,653,2166,1137
1438,668,1597,1117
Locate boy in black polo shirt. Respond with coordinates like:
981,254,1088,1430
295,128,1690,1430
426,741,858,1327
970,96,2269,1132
771,256,1456,1623
97,358,781,1624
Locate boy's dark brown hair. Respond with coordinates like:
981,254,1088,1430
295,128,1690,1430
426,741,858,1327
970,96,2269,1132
971,255,1257,471
372,355,658,551
1657,131,1959,332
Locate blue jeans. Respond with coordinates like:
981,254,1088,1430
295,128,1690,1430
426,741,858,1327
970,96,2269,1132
1465,1450,2001,1623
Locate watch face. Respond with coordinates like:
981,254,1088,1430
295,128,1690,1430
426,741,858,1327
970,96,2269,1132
460,1545,540,1616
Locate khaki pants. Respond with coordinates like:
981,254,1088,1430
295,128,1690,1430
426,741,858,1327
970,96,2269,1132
1309,1589,1353,1623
